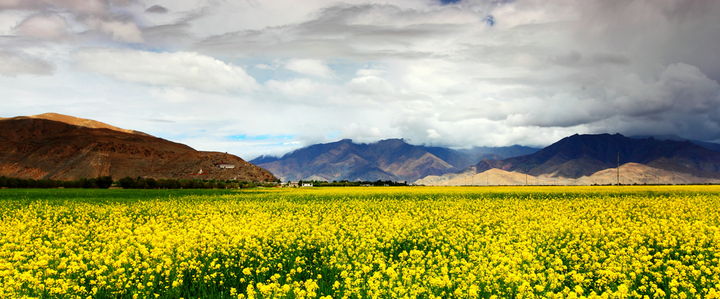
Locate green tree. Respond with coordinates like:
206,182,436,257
96,176,113,189
119,177,135,189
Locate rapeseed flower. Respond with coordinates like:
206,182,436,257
1,186,719,298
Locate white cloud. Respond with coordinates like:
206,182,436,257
656,63,720,114
2,0,147,43
255,64,274,70
73,48,258,92
284,59,334,78
0,51,54,77
426,129,441,139
339,122,387,143
0,0,108,16
346,75,393,95
86,18,144,43
3,0,720,158
15,13,69,39
0,10,31,35
356,68,385,77
149,87,194,103
265,78,328,97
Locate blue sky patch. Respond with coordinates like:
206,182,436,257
227,134,294,141
484,15,495,26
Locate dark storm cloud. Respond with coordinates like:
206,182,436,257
576,0,720,82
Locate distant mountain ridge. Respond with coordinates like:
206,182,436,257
456,145,540,161
257,134,717,184
253,139,462,182
8,113,717,186
473,133,720,179
0,113,277,182
630,134,720,152
251,139,537,182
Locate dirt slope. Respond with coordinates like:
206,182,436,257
415,163,720,186
0,114,276,182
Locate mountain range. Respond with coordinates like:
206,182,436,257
474,133,720,179
4,113,720,186
630,134,720,152
0,113,276,182
455,145,540,161
252,139,465,182
251,139,539,182
253,133,720,185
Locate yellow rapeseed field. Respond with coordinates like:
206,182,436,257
1,186,720,299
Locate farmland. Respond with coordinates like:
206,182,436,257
2,186,720,299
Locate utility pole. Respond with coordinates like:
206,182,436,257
616,152,620,186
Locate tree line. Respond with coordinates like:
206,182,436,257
117,177,274,189
0,176,114,189
0,176,275,189
296,179,408,187
0,176,408,189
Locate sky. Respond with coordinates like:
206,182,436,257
1,0,720,160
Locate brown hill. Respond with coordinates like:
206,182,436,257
0,114,276,182
574,163,720,185
21,113,150,136
415,163,720,186
416,168,560,186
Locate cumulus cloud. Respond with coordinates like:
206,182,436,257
266,78,328,97
14,13,70,39
426,129,441,139
195,3,485,60
0,10,30,35
0,0,108,16
603,63,720,140
338,122,387,143
73,49,258,92
656,63,720,114
346,75,394,95
284,59,334,78
2,0,148,44
86,18,144,43
0,51,54,76
3,0,720,157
